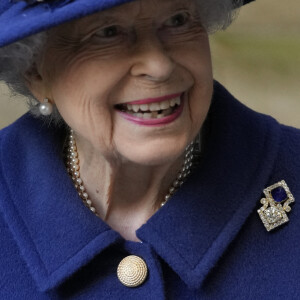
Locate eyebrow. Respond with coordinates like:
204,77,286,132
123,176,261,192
83,7,132,26
84,0,193,24
78,0,194,35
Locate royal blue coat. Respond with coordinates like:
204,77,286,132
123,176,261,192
1,82,299,299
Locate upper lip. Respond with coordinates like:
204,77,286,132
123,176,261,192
118,92,183,106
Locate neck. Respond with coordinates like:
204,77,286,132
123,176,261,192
66,131,194,242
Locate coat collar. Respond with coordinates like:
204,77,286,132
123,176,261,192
0,82,281,291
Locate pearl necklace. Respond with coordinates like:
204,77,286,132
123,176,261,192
65,130,196,216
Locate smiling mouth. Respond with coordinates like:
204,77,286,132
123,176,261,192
115,96,182,119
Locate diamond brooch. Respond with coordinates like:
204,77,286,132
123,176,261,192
257,180,295,232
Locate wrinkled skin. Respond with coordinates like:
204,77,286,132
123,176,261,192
27,0,213,241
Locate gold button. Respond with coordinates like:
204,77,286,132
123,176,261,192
117,255,148,287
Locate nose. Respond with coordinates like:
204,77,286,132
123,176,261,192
130,37,175,82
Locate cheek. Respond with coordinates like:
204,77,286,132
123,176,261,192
175,39,213,129
44,48,134,156
169,32,213,86
177,36,212,82
50,66,117,153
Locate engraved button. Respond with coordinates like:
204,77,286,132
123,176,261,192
117,255,148,287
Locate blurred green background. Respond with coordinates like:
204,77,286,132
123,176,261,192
0,0,299,129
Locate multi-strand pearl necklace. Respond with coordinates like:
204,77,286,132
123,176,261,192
65,129,196,216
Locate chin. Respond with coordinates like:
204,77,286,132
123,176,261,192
118,138,191,167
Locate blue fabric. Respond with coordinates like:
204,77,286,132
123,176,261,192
0,0,255,47
0,81,299,299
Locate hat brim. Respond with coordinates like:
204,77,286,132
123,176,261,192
0,0,254,47
0,0,137,47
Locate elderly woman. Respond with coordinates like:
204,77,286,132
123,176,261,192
0,0,299,298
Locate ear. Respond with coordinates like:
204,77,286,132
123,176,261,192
24,63,52,103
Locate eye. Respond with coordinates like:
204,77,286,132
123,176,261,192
164,12,190,27
96,25,121,38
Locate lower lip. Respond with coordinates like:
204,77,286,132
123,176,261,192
118,96,185,126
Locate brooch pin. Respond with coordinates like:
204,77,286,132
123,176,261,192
257,180,295,231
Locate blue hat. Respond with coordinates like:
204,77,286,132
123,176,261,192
0,0,255,48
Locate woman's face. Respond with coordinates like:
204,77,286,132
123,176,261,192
33,0,213,166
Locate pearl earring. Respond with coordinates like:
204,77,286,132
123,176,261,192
39,98,53,116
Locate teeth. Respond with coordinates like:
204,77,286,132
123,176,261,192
132,105,139,112
140,104,149,112
151,111,158,118
121,96,181,113
143,113,152,119
170,98,176,107
149,103,160,111
133,113,144,118
160,100,170,110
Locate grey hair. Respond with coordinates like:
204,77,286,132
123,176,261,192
0,0,241,124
